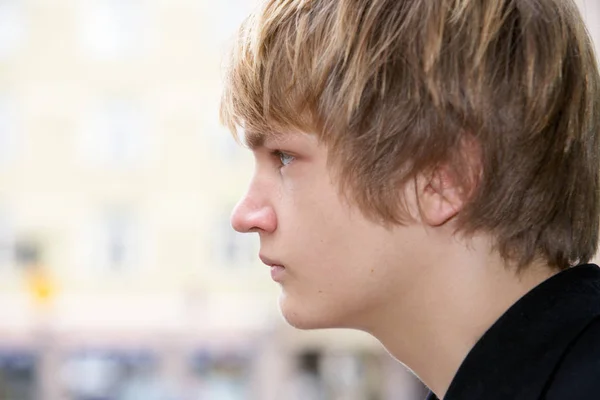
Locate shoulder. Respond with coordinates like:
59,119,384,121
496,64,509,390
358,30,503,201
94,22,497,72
544,317,600,400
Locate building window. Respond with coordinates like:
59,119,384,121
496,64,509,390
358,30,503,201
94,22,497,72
189,350,251,399
289,350,327,400
0,350,37,400
0,0,25,60
14,239,41,269
79,100,146,168
93,209,138,272
61,350,160,400
79,0,147,60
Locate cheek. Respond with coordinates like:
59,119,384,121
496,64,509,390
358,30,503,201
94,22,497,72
297,222,387,295
279,247,394,330
293,181,350,232
280,169,390,280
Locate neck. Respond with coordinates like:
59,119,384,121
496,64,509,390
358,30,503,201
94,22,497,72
365,236,558,399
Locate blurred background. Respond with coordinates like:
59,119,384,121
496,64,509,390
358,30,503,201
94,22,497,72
0,0,596,399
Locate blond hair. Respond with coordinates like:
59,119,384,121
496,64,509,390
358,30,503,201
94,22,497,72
221,0,600,270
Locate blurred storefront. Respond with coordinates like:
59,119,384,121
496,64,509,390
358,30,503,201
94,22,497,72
0,325,426,399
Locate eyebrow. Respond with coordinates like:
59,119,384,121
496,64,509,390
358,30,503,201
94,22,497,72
244,130,266,150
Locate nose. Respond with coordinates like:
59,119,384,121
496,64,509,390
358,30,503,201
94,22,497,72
230,189,277,234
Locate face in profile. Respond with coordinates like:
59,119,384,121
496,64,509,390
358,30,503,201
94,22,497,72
230,131,430,331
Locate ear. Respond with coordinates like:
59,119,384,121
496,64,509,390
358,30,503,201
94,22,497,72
416,166,465,226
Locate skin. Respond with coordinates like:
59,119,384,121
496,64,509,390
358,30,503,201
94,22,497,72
230,130,558,398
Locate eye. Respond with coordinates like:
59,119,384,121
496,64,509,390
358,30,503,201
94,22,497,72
273,150,295,167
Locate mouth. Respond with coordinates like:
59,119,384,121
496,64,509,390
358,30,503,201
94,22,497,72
259,255,286,282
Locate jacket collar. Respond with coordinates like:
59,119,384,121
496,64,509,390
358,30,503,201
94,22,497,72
428,264,600,400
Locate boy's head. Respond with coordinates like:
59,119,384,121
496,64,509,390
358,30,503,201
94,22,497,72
222,0,600,328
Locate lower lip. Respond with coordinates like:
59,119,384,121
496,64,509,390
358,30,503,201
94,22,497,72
270,265,286,281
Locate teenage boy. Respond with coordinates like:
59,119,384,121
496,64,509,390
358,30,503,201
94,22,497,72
221,1,600,398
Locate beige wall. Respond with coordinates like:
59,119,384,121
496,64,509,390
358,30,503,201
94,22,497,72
0,0,272,335
0,0,597,336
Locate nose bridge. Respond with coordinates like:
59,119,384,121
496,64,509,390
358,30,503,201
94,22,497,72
240,174,268,212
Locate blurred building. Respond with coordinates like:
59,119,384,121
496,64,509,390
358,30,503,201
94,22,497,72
0,0,429,399
0,0,596,399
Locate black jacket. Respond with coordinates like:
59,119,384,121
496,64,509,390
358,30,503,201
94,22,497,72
426,264,600,400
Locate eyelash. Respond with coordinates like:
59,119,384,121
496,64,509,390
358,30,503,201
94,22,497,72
271,150,295,167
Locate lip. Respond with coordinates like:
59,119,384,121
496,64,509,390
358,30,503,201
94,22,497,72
269,265,286,282
259,254,286,282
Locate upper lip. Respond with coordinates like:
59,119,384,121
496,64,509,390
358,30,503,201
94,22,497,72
259,254,284,267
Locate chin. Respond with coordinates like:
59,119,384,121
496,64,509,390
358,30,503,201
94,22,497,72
278,293,351,330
